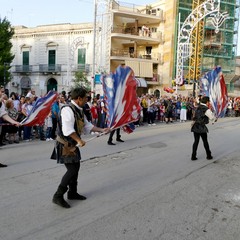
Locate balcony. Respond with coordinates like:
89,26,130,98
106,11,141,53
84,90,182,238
13,65,33,73
111,49,162,64
39,64,61,73
71,64,91,73
112,2,164,23
111,27,163,45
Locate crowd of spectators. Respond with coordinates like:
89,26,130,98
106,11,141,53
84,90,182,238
0,85,240,148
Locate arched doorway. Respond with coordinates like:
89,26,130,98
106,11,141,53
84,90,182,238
20,76,31,96
47,78,58,92
154,89,160,98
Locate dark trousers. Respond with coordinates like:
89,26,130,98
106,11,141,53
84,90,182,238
142,108,148,122
148,111,155,124
60,162,80,188
108,128,120,143
192,132,211,157
51,118,58,139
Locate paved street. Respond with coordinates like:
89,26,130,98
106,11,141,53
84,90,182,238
1,117,240,240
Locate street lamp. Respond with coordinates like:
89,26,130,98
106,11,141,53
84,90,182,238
3,62,9,87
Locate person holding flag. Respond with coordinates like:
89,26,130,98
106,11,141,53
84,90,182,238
191,96,217,161
51,87,110,208
107,128,124,145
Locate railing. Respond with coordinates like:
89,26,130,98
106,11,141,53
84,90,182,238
111,49,163,64
112,27,138,35
111,49,130,57
72,64,91,73
112,1,165,21
39,64,61,72
14,65,33,73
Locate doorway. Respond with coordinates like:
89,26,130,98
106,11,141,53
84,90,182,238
47,78,58,92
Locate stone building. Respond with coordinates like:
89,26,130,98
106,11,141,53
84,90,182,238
10,23,94,96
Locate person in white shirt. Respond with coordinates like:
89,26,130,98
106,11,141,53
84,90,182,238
51,87,110,208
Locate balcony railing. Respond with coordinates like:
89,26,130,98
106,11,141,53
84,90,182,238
72,64,91,73
111,49,163,64
39,64,61,73
14,65,33,73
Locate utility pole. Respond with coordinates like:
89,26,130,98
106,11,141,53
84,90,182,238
92,0,97,96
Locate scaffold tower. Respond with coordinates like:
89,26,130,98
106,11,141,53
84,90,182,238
188,0,205,83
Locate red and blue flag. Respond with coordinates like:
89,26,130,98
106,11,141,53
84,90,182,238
21,90,58,126
200,66,228,117
102,65,141,130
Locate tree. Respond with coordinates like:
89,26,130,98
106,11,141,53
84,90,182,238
0,17,15,86
73,71,91,91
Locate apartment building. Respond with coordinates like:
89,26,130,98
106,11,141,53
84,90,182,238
104,0,176,97
10,23,94,96
104,0,239,96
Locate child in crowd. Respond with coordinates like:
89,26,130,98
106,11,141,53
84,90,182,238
90,101,98,126
45,112,53,141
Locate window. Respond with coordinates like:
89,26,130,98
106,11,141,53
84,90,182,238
48,50,56,65
22,51,29,65
48,50,56,71
78,48,86,64
146,46,152,55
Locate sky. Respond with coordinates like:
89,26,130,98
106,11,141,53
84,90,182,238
0,0,239,55
0,0,153,26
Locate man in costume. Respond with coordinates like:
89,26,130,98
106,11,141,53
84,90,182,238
52,87,109,208
191,96,216,161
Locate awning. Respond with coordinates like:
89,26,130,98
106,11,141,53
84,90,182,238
135,78,147,88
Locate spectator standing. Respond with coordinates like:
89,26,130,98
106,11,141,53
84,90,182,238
22,97,33,141
45,112,53,141
83,96,92,122
5,99,19,144
180,97,187,122
90,101,98,126
0,95,20,167
51,99,60,139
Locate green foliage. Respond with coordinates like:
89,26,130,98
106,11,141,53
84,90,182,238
73,71,91,91
0,17,15,86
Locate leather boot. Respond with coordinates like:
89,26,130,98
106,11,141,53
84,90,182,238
52,185,71,208
67,183,87,200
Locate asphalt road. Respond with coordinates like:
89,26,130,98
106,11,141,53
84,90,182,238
0,117,240,240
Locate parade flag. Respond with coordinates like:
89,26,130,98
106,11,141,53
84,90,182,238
200,66,228,117
21,90,58,126
102,65,141,130
122,123,136,134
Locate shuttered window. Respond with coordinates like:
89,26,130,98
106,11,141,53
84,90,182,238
22,51,29,65
48,50,56,65
78,48,86,64
139,62,153,77
125,60,139,76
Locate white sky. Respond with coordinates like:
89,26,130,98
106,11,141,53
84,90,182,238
0,0,153,26
0,0,239,55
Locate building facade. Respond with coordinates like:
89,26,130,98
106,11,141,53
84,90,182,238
9,23,94,96
104,0,239,96
7,0,240,97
